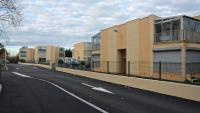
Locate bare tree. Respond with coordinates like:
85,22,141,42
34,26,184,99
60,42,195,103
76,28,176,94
0,0,22,27
0,0,22,68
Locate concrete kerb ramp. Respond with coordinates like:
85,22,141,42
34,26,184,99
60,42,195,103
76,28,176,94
20,63,200,102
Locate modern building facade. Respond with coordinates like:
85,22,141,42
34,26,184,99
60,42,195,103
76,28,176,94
19,47,35,62
98,14,200,81
35,45,65,64
100,15,157,74
72,42,92,64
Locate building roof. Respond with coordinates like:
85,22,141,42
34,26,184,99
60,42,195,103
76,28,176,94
155,15,200,22
101,14,200,32
101,14,159,31
193,15,200,20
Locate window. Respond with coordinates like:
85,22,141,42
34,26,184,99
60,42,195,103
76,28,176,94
20,51,27,57
39,48,46,52
161,22,171,41
172,20,180,40
183,17,200,42
59,53,64,57
84,43,92,50
91,33,101,50
155,17,181,42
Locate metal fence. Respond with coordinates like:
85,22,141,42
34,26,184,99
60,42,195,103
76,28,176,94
22,60,200,85
186,63,200,78
57,63,91,71
56,61,200,85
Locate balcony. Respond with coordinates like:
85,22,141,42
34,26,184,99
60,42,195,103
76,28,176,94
154,30,200,43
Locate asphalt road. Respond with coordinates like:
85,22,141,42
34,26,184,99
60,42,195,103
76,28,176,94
0,64,199,113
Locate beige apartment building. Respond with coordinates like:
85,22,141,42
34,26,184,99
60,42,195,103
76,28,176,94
35,45,65,64
72,42,92,63
95,14,200,82
19,47,35,62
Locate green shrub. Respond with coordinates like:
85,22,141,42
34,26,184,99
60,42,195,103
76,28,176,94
58,59,64,65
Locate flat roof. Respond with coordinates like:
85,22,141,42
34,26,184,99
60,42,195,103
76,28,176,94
101,14,159,31
155,15,200,22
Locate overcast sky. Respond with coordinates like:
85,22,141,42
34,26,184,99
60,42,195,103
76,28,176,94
2,0,200,55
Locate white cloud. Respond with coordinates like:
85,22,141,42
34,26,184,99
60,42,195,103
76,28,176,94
2,0,200,52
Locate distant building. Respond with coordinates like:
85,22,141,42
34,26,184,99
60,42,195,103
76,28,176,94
35,45,65,64
34,46,46,64
19,47,35,62
72,42,92,64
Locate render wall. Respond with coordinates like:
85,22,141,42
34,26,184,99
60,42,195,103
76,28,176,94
26,48,35,62
100,15,157,75
73,42,85,61
46,45,58,63
101,26,121,73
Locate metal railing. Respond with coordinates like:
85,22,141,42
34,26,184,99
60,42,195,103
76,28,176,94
22,60,200,85
56,61,200,85
57,62,91,71
155,30,200,43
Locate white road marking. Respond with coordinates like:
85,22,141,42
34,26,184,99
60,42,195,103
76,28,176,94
12,72,32,78
12,72,108,113
92,87,114,94
82,83,95,88
33,67,38,69
38,79,109,113
16,68,20,70
82,83,114,94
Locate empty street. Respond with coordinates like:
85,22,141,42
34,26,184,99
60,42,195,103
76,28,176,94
0,64,199,113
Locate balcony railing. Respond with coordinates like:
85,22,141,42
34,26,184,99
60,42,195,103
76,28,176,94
183,30,200,43
92,44,100,51
154,30,200,43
